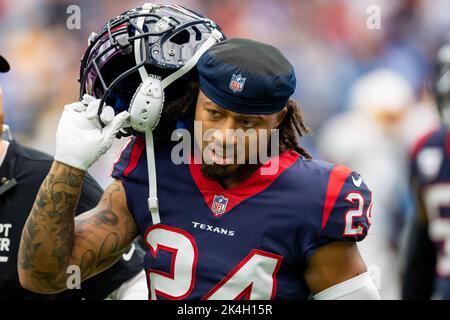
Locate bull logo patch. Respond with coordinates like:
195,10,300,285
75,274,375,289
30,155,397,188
229,74,246,93
211,195,229,216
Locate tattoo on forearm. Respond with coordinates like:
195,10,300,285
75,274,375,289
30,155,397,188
18,166,84,290
74,184,136,271
19,215,41,269
18,166,136,292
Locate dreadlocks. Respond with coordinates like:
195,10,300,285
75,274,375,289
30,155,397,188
278,99,312,159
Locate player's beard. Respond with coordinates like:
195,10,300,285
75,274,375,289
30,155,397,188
200,162,261,187
193,128,265,186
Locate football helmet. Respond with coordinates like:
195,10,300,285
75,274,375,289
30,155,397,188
78,3,224,136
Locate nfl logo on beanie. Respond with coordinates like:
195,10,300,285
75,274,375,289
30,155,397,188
229,74,246,93
197,38,297,115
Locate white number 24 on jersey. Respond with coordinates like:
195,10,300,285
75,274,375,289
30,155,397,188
144,224,283,300
343,191,373,236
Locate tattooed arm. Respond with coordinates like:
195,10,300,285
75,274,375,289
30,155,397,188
18,161,138,294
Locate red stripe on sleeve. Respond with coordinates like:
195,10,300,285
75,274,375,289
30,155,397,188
410,130,436,160
321,164,353,230
123,138,145,178
110,138,133,177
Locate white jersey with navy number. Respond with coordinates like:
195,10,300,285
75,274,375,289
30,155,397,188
112,137,372,300
410,126,450,299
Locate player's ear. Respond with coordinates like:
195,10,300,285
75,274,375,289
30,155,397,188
275,107,288,128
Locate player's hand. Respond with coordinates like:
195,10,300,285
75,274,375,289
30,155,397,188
54,94,130,171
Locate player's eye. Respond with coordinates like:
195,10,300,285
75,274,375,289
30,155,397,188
207,109,222,119
240,119,257,128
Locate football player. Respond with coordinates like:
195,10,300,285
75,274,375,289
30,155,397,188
0,53,147,300
402,37,450,300
17,3,380,300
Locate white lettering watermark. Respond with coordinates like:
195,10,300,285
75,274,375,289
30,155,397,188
66,5,81,30
366,5,382,30
66,265,81,289
170,121,281,175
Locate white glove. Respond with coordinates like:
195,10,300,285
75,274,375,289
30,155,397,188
55,94,130,171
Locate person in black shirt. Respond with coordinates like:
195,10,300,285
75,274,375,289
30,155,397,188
0,54,148,299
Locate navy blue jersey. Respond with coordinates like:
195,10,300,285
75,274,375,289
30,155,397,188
410,126,450,299
112,137,372,300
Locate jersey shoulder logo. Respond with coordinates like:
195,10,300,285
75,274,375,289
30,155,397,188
211,195,228,216
352,175,363,188
122,243,136,261
417,147,443,181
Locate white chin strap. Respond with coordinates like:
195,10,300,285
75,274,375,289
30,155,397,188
133,3,223,225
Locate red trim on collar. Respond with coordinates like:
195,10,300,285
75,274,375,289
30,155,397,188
188,151,300,217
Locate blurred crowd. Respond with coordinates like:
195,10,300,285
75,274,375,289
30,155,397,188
1,0,449,299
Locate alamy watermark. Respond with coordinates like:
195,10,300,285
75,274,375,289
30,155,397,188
366,5,382,30
170,121,281,176
66,5,81,30
66,264,81,290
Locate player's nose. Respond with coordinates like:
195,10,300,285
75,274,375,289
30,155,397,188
213,117,238,143
208,125,238,153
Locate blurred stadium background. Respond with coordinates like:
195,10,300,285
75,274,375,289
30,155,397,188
1,0,449,299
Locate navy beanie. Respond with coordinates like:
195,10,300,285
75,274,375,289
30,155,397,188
197,38,297,114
